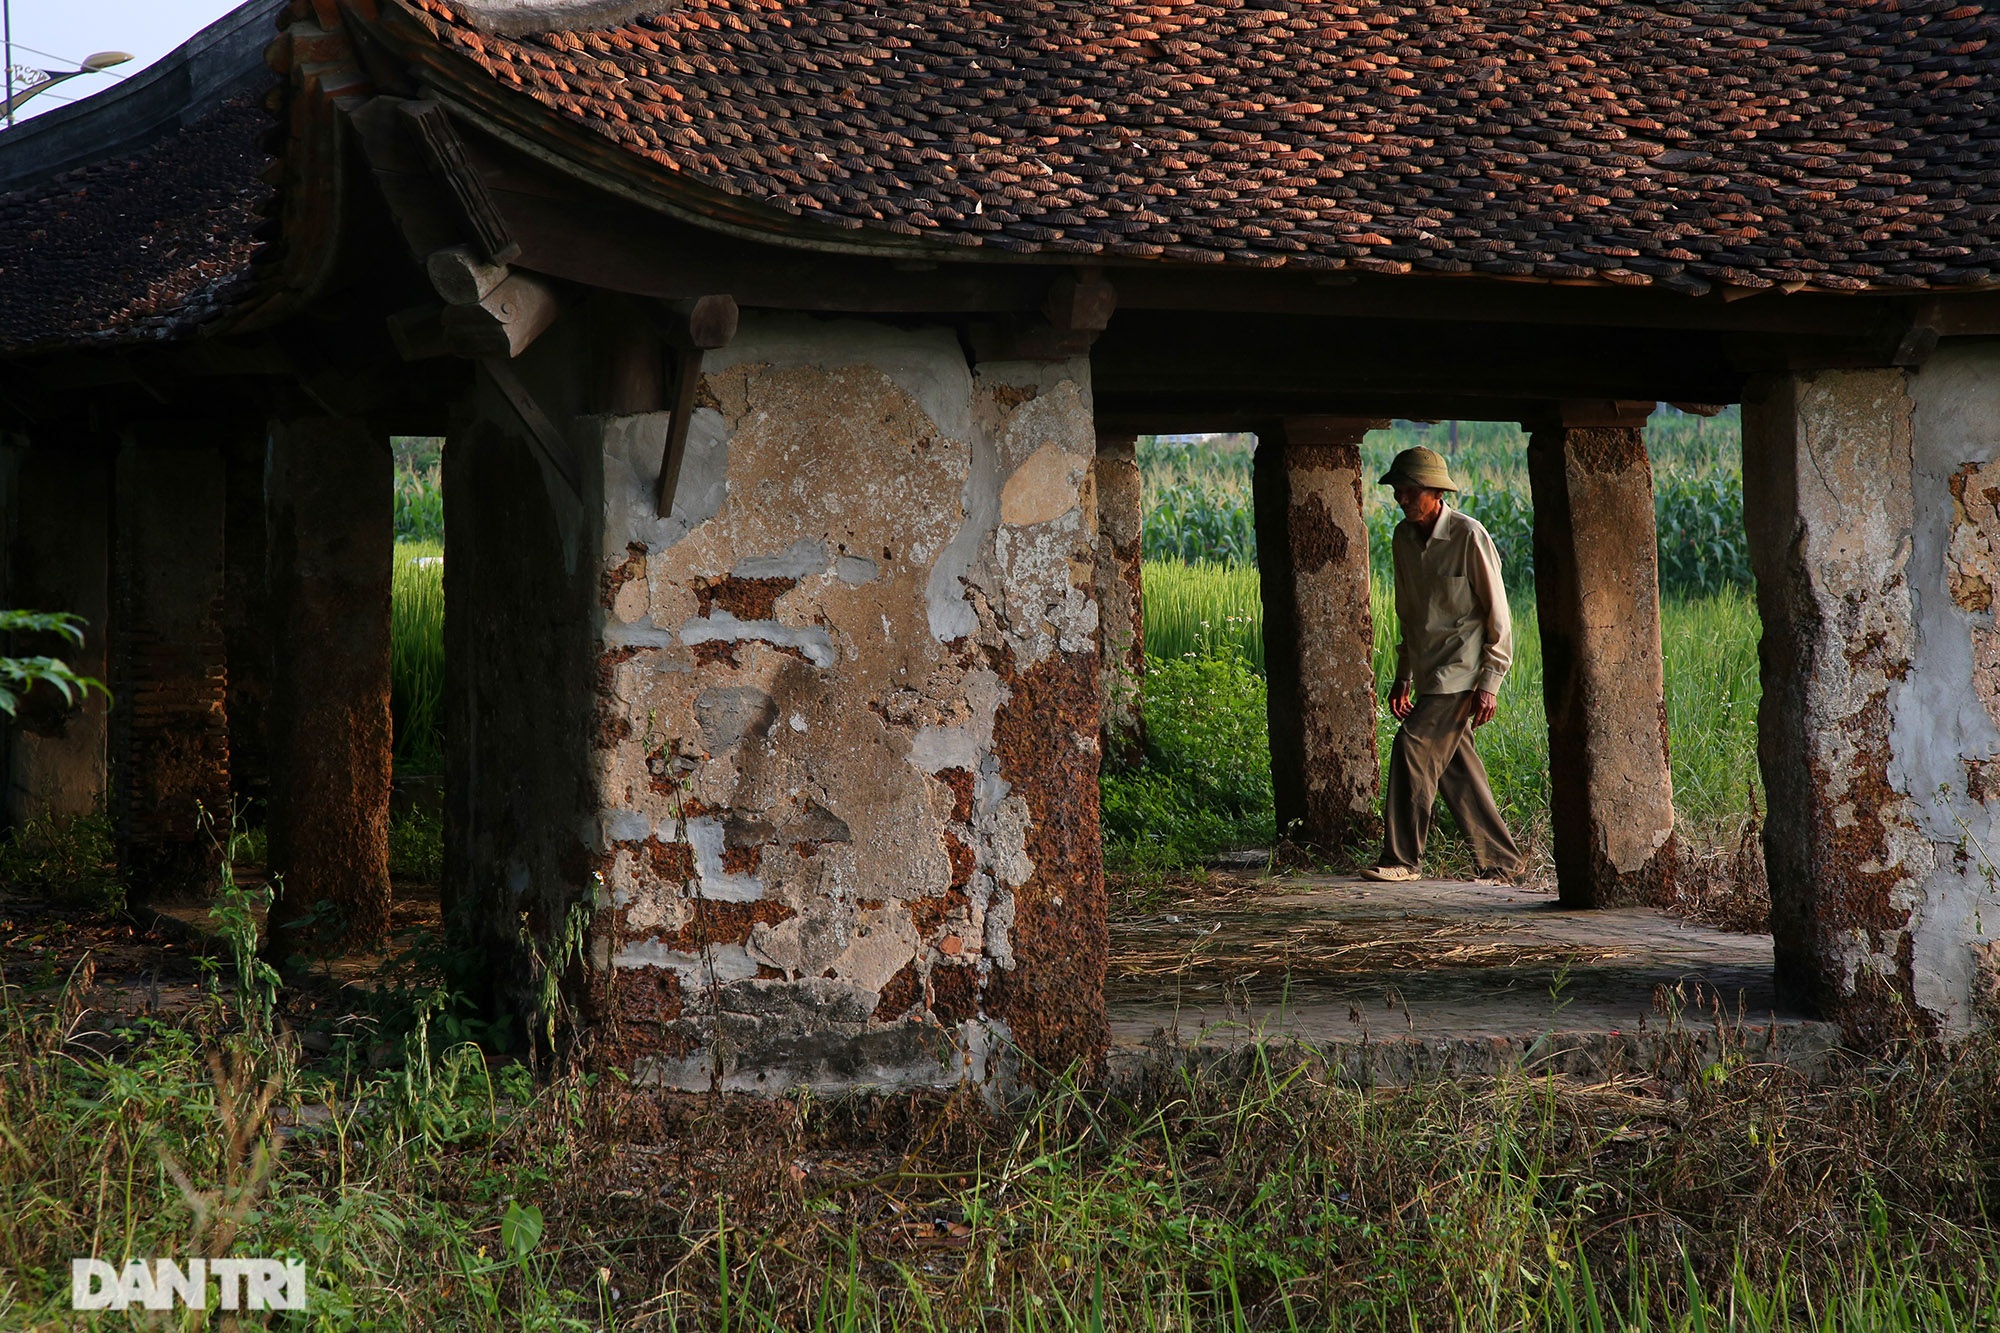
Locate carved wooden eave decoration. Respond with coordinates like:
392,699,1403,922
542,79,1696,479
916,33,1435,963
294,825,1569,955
228,4,379,335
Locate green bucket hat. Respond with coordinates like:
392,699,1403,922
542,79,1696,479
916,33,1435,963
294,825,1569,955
1379,445,1459,492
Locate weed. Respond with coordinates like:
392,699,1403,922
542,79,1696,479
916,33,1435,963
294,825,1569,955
0,807,118,915
390,801,445,883
1102,638,1273,874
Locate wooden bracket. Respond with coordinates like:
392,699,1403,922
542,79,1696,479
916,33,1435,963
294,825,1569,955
386,304,449,362
970,270,1118,363
655,296,738,517
399,99,522,265
1043,269,1117,334
440,270,560,359
426,245,510,304
1893,298,1945,368
481,359,582,502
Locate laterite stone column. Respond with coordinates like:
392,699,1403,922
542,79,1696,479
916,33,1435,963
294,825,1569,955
1094,431,1146,770
449,306,1104,1091
1254,418,1381,851
111,432,229,904
222,430,276,814
3,443,112,827
1526,406,1675,907
1746,354,2000,1040
266,418,393,954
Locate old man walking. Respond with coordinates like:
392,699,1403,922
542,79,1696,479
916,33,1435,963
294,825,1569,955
1364,446,1525,884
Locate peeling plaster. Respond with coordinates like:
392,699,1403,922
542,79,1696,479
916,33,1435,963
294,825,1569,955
1896,345,2000,1034
574,314,1102,1090
686,816,768,901
613,938,761,983
735,539,831,580
1748,368,1944,1038
680,610,837,667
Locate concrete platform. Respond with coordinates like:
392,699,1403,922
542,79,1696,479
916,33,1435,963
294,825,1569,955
1105,873,1841,1084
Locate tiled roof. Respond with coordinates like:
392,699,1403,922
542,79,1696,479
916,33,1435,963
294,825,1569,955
0,95,273,355
394,0,2000,294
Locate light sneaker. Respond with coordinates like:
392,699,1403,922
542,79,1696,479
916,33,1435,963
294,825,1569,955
1361,864,1421,883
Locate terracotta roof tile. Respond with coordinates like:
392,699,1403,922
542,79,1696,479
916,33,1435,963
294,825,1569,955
0,95,273,354
396,0,2000,292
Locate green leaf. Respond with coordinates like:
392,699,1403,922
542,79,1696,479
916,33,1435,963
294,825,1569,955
501,1200,544,1260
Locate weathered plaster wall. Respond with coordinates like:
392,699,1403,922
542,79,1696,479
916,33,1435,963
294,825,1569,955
1093,432,1146,770
452,310,1106,1090
1527,425,1675,907
1744,368,1946,1038
1899,342,2000,1037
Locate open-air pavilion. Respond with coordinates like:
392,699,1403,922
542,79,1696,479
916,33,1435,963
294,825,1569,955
1,0,1996,1091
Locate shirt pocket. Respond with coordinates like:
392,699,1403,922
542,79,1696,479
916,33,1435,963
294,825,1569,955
1426,574,1473,633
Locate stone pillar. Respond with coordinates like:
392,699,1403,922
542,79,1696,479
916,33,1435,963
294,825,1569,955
1094,431,1146,770
1253,418,1381,851
1526,405,1676,908
111,433,229,904
222,430,275,815
3,443,112,827
1746,355,2000,1041
449,310,1104,1091
265,418,394,955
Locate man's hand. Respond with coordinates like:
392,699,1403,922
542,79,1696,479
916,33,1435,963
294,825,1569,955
1389,681,1414,720
1471,689,1498,728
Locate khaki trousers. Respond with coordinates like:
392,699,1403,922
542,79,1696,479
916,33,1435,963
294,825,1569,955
1379,691,1523,876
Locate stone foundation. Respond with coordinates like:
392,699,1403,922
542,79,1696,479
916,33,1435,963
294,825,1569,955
2,443,112,827
449,308,1106,1090
1093,432,1146,770
111,436,228,902
1255,421,1379,850
1526,418,1676,907
1746,350,2000,1040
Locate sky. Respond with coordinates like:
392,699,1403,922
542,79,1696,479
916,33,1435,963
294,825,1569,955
4,0,246,123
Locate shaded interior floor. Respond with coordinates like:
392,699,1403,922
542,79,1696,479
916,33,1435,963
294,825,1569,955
1107,872,1824,1054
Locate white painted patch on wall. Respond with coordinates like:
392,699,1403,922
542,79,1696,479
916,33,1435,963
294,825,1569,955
679,609,837,667
612,939,762,984
687,816,766,901
734,539,830,580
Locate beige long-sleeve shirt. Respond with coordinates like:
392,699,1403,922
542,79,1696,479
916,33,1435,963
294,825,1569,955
1391,503,1513,697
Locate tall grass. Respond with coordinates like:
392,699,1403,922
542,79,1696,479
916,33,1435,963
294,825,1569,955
4,936,1997,1329
393,541,445,774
